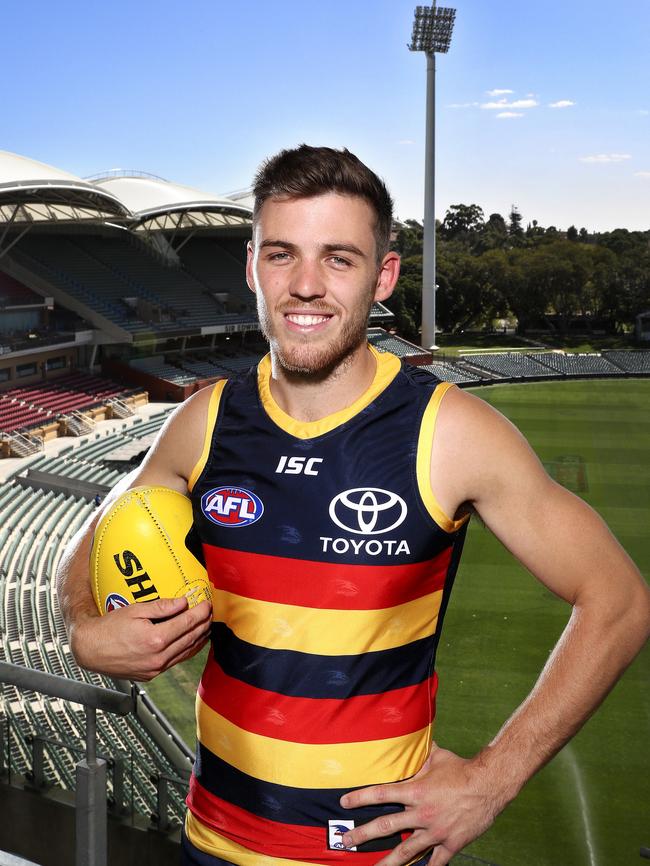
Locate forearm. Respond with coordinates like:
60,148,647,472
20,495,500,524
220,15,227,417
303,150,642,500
473,586,650,807
55,469,138,666
55,510,103,666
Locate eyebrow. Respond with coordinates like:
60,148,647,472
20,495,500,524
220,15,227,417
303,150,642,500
258,239,367,259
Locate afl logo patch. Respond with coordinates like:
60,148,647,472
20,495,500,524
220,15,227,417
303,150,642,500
201,486,264,528
329,487,407,535
105,592,129,613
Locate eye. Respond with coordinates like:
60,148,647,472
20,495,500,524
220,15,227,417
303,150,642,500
268,251,291,261
329,255,352,267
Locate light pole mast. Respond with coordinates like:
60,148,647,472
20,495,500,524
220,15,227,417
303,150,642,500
408,3,456,351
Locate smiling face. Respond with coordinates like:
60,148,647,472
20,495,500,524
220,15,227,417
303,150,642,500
247,193,399,376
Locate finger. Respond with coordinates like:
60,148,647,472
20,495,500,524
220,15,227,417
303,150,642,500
133,596,189,621
341,780,417,810
428,844,454,866
340,810,414,849
151,598,212,643
158,614,213,670
365,831,431,866
164,634,211,671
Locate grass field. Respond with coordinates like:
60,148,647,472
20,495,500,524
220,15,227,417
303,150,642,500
434,333,638,358
145,378,650,866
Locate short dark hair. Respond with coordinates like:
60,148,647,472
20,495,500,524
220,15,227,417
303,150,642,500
252,144,394,261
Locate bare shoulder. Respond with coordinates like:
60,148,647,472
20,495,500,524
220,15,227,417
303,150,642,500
430,385,550,517
134,382,223,493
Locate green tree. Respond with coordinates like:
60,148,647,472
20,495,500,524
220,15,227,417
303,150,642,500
476,213,509,252
393,219,424,259
508,206,525,244
437,247,501,332
440,204,485,244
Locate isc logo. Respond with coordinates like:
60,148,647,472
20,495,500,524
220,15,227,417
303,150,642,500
275,456,323,476
113,550,160,602
201,486,264,527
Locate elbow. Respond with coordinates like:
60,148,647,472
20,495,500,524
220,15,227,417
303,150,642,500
631,582,650,646
598,580,650,658
574,576,650,658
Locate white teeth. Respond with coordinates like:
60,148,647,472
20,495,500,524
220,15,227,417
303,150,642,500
286,314,329,326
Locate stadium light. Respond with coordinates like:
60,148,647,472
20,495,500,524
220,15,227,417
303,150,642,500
408,2,456,351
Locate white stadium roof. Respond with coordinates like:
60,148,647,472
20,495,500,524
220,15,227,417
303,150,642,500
0,151,130,225
91,171,252,232
0,154,252,261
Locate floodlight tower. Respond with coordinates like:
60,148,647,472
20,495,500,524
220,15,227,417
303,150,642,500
409,2,456,350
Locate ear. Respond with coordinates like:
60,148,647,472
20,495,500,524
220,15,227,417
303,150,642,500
245,241,256,293
373,251,400,302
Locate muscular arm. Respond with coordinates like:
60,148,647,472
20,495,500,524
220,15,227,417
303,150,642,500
437,389,649,803
55,387,215,681
341,386,650,865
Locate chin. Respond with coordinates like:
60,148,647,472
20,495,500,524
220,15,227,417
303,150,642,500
272,336,363,377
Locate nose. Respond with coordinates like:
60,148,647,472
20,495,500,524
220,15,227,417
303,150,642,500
289,259,326,301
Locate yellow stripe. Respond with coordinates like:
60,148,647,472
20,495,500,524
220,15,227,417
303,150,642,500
416,383,470,533
185,812,324,866
197,698,431,788
257,345,401,439
215,589,443,655
187,379,228,492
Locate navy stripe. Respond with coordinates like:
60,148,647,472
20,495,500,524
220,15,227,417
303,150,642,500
193,744,405,853
211,623,435,698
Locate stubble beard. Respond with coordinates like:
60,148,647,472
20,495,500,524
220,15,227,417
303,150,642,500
256,294,374,379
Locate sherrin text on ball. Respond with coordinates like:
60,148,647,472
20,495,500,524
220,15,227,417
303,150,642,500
91,486,211,615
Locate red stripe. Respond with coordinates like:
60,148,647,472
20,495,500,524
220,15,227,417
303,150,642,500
198,657,437,743
187,779,409,865
203,544,452,610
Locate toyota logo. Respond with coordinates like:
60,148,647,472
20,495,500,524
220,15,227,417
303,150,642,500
329,488,407,535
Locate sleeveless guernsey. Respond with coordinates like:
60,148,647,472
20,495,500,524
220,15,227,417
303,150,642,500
185,346,469,866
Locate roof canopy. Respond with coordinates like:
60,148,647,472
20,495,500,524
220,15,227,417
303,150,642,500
0,154,252,260
0,151,130,226
92,173,252,232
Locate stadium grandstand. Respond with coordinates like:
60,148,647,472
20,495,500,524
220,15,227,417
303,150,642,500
1,148,649,865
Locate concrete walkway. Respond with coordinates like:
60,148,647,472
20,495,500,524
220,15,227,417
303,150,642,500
0,402,173,484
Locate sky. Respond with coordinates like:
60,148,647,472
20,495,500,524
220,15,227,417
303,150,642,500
3,0,649,232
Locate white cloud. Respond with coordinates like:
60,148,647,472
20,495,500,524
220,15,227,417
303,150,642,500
635,171,650,178
497,112,524,119
447,102,480,109
637,109,649,116
398,139,415,145
481,98,538,110
579,153,632,163
549,100,575,109
486,88,513,97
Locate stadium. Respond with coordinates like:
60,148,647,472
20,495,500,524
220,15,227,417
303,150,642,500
0,142,648,866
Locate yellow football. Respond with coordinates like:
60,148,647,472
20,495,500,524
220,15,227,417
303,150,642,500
90,486,211,616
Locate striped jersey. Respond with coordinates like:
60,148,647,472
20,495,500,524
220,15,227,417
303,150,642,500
186,346,469,865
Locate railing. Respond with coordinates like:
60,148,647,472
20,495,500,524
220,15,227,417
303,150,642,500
0,661,134,866
106,397,133,419
61,410,94,436
83,169,167,183
2,431,43,457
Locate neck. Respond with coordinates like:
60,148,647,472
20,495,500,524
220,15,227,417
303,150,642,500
268,342,376,422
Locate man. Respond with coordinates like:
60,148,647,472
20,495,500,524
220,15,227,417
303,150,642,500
56,145,649,866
